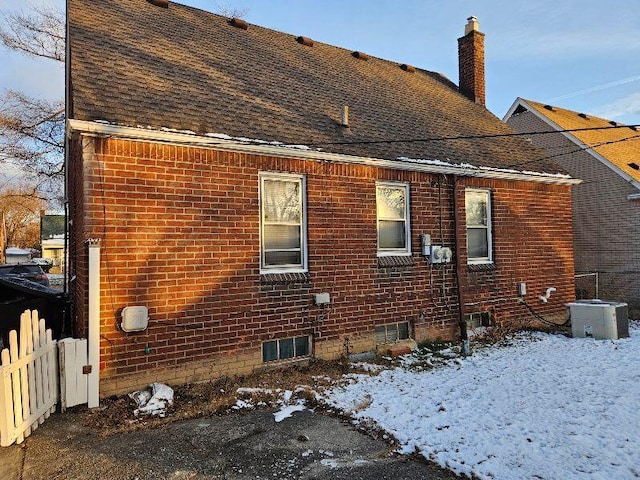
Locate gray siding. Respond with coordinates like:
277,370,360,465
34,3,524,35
507,111,640,316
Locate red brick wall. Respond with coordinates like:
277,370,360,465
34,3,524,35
458,30,485,106
68,137,574,394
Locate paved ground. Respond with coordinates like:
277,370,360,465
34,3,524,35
0,409,458,479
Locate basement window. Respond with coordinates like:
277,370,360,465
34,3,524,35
375,322,410,344
466,312,492,330
262,336,310,363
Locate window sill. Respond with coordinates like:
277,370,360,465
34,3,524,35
260,272,311,285
467,263,497,273
377,256,415,268
260,356,311,369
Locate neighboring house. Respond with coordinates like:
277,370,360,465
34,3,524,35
41,236,65,271
40,212,66,273
67,0,579,396
505,99,640,317
5,247,31,265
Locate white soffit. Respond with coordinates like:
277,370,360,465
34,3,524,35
67,119,581,186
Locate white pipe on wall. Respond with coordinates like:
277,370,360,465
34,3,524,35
87,238,101,408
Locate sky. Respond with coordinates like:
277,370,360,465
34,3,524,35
1,0,640,126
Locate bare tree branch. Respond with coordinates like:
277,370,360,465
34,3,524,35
0,186,46,248
0,5,65,63
0,5,65,204
213,1,249,19
0,90,65,201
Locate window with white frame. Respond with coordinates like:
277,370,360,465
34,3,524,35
465,189,492,263
376,182,411,255
259,173,307,272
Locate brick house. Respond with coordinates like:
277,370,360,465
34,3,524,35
505,99,640,317
67,0,578,396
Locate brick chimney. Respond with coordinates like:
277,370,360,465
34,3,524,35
458,16,485,106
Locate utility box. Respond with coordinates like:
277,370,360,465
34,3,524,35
567,300,629,340
121,306,149,332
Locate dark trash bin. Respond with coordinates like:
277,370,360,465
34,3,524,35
0,276,70,350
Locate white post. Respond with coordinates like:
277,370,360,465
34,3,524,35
87,239,101,408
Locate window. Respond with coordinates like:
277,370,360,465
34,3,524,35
259,173,307,272
262,336,310,362
375,322,410,344
465,189,492,263
376,182,410,255
466,312,492,330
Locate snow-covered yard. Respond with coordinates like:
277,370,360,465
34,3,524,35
323,324,640,479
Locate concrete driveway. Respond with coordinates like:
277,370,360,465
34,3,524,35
0,409,458,479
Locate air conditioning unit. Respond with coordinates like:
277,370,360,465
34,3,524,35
567,300,629,340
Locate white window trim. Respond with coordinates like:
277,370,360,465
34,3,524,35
466,188,493,264
259,172,308,273
376,181,411,256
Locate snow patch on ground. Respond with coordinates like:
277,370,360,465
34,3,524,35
273,404,306,423
324,325,640,479
233,387,309,422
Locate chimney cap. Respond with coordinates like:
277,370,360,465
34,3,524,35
464,16,480,35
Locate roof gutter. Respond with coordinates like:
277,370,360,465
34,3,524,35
67,119,581,186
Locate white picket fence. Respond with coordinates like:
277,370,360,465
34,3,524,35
59,338,88,411
0,310,58,447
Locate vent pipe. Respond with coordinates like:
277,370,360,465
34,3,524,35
341,106,349,127
352,51,369,61
229,18,248,30
147,0,169,8
297,36,314,47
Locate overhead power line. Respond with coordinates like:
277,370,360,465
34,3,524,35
505,133,640,171
306,124,640,147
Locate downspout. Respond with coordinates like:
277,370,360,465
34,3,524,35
63,0,70,296
87,238,101,408
452,175,470,355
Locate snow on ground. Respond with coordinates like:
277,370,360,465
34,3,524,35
323,324,640,480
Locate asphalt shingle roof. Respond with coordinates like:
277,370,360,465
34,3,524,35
69,0,565,175
522,99,640,182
